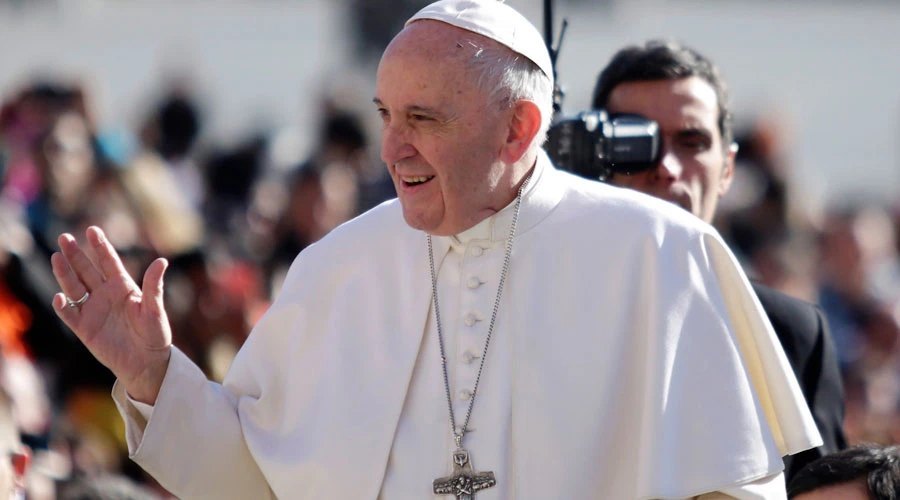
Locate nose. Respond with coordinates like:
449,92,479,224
651,148,682,181
381,122,417,166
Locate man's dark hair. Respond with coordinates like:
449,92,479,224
787,444,900,499
591,40,734,150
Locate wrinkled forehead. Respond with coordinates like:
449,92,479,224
375,21,492,110
381,19,503,67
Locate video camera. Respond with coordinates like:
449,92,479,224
540,1,661,180
545,110,661,180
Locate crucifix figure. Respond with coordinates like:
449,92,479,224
433,449,497,500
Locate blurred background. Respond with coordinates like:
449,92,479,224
0,0,898,497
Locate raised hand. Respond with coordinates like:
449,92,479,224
51,226,172,404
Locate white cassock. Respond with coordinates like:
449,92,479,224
114,151,821,499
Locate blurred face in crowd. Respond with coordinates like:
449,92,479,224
40,111,96,209
375,21,522,236
792,480,870,500
605,76,735,223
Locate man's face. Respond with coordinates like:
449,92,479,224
375,21,514,236
605,76,734,223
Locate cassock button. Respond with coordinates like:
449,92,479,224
467,277,482,289
464,313,479,327
470,245,484,257
462,350,480,364
459,389,473,401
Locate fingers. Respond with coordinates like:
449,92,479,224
56,232,105,291
50,231,100,334
141,258,168,317
51,251,90,305
86,226,135,288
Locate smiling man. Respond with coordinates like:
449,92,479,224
49,1,820,499
374,17,543,236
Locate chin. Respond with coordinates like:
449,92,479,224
400,208,437,233
399,198,450,231
401,212,425,231
660,193,692,216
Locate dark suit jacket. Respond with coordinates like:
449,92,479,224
752,282,847,483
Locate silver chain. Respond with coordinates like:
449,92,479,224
427,175,529,451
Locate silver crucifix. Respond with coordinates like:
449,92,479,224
433,449,496,500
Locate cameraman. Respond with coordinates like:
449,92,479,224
588,40,847,482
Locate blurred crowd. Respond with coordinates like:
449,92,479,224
0,79,394,498
0,76,898,497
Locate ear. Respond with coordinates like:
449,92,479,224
717,142,738,197
500,100,542,164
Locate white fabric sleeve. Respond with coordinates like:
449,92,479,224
111,382,153,452
111,346,275,499
690,472,786,500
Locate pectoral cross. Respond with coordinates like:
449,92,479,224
433,449,496,500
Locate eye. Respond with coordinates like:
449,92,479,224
376,108,390,123
675,133,711,152
681,139,707,150
410,114,433,122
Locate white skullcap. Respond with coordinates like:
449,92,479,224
406,0,553,85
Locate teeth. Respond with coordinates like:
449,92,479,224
402,176,434,184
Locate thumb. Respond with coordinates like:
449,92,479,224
141,258,169,314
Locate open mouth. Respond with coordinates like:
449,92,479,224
401,175,435,187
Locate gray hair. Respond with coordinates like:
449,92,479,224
464,39,553,148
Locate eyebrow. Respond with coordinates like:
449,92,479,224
674,127,713,140
372,98,446,118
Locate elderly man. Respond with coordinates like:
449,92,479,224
590,40,847,483
50,1,819,498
